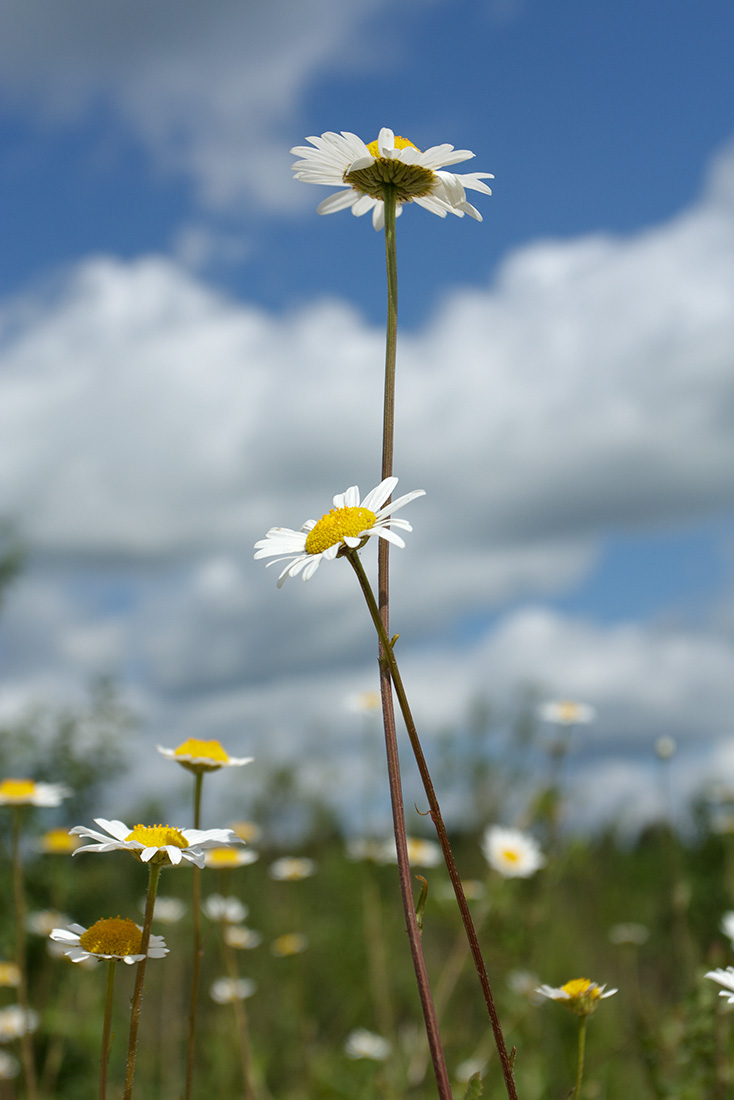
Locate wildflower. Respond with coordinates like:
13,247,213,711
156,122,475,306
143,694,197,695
50,919,168,966
271,933,308,957
209,977,256,1004
537,700,596,726
481,826,546,878
141,896,187,924
70,818,243,867
0,779,70,807
344,1028,391,1061
0,1050,20,1079
346,691,381,713
36,827,82,855
435,879,486,903
204,846,259,869
254,477,424,587
156,739,253,773
292,127,493,230
536,978,617,1017
379,836,443,868
203,895,249,923
224,926,262,950
705,967,734,1004
608,922,649,946
345,838,385,863
655,736,676,760
507,969,543,1003
268,857,316,881
26,910,72,937
229,820,262,844
0,1005,38,1041
0,963,20,988
721,912,734,948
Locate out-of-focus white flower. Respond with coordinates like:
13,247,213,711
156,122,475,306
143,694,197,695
70,819,243,867
269,857,316,881
506,969,543,1003
345,838,384,863
26,910,72,937
537,701,596,726
706,967,734,1003
378,836,443,868
721,912,734,947
229,821,262,844
35,828,81,855
435,879,486,903
0,779,70,807
608,922,649,946
141,896,187,924
0,1006,38,1041
346,691,381,714
0,964,20,988
0,1050,20,1079
203,895,249,923
481,826,546,878
209,977,256,1004
536,978,617,1017
655,736,677,760
344,1028,391,1061
224,926,262,950
204,846,259,869
271,933,308,957
50,919,168,965
156,739,253,773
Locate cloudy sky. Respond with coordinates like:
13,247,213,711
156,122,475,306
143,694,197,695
1,0,733,833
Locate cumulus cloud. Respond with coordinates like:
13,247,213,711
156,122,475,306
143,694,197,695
0,0,429,212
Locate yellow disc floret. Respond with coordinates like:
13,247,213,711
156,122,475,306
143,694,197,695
501,848,520,864
305,506,376,556
562,978,597,1000
0,779,37,801
125,825,189,849
366,134,419,156
79,917,143,958
173,738,229,763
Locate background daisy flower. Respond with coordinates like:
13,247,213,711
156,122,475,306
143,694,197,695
0,779,70,807
536,978,617,1017
254,476,424,587
50,919,168,965
537,700,596,726
156,738,253,773
70,818,243,867
481,825,546,878
268,857,316,881
209,977,257,1004
291,127,493,229
705,966,734,1003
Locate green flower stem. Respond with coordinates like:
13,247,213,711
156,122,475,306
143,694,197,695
377,184,453,1100
184,770,205,1100
222,937,259,1100
572,1015,587,1100
100,960,116,1100
10,807,39,1100
123,860,162,1100
347,549,519,1100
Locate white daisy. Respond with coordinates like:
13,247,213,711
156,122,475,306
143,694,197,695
378,836,443,868
210,977,257,1004
203,894,249,923
0,1006,38,1041
156,738,253,773
69,818,243,868
481,826,546,879
537,700,596,726
721,911,734,947
0,779,70,807
254,477,424,588
344,1028,391,1061
0,1050,20,1080
706,966,734,1004
224,925,262,950
536,978,617,1017
292,127,493,230
268,857,316,881
50,919,168,966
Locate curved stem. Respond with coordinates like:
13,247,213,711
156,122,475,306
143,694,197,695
100,961,116,1100
123,860,162,1100
184,772,205,1100
347,549,518,1100
11,808,38,1100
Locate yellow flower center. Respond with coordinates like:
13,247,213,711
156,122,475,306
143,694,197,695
345,135,436,202
174,738,229,763
557,701,581,722
304,506,376,556
0,962,21,987
206,847,244,867
125,825,189,849
561,978,597,1000
0,779,36,801
40,828,80,854
79,917,143,958
501,848,520,864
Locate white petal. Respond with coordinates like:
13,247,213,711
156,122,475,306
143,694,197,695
317,190,358,216
361,477,398,512
372,527,406,548
377,128,395,156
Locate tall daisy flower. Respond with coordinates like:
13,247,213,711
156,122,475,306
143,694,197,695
254,476,424,587
481,826,546,879
156,739,253,774
536,978,617,1018
70,819,243,867
50,919,168,966
292,127,493,230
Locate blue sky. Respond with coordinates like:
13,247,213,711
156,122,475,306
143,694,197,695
0,0,733,830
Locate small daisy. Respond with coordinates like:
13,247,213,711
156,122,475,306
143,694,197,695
481,826,546,879
210,977,257,1004
26,909,72,937
268,857,316,881
271,933,308,957
705,967,734,1004
292,127,493,230
655,736,677,760
0,963,20,988
69,818,243,867
224,925,262,950
0,778,70,807
0,1005,38,1041
344,1028,391,1061
156,738,253,773
254,477,424,587
536,978,617,1017
537,700,596,726
229,820,262,844
50,919,168,966
203,895,249,923
379,836,443,868
140,896,187,925
0,1050,20,1080
204,846,259,869
36,827,81,855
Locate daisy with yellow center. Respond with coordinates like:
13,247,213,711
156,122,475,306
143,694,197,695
538,700,596,726
70,818,244,867
291,127,493,230
268,857,316,881
0,962,20,987
254,476,424,587
536,978,617,1017
156,738,253,773
0,778,70,806
271,933,308,957
204,846,259,869
36,827,81,855
50,919,169,965
481,825,546,879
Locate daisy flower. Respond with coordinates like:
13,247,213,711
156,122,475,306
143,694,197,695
36,827,81,855
0,1006,38,1041
254,476,424,587
721,911,734,947
268,857,316,881
224,925,262,950
271,933,308,957
344,1028,391,1061
536,978,617,1017
140,896,187,924
292,127,493,230
378,836,443,868
156,738,253,773
537,700,596,726
204,846,259,869
481,826,546,878
69,818,243,867
0,779,70,807
0,963,20,988
203,894,249,923
210,977,257,1004
705,967,734,1004
50,919,168,966
0,1051,20,1080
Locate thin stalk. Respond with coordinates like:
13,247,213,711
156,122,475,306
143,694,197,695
11,808,39,1100
347,549,518,1100
123,860,162,1100
222,937,259,1100
377,184,452,1100
571,1016,587,1100
184,772,205,1100
100,961,116,1100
